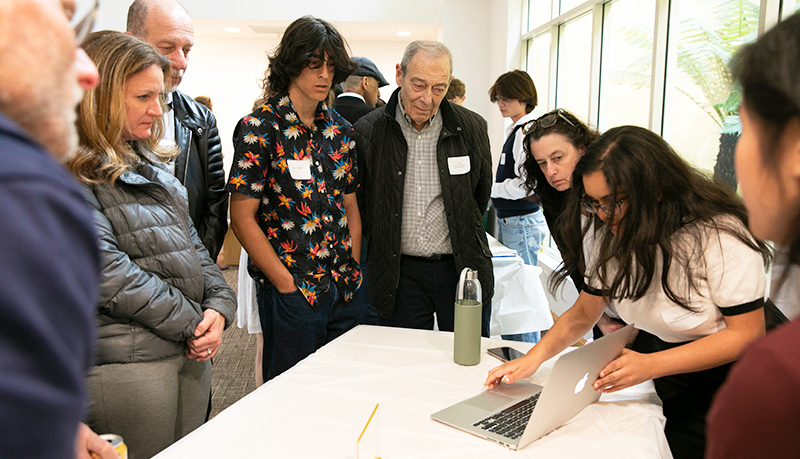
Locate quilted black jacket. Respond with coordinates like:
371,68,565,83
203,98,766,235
354,88,494,317
172,90,228,259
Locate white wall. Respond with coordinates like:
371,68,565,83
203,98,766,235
96,0,520,172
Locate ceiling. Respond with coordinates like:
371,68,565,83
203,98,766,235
192,18,442,41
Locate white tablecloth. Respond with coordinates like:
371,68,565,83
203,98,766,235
488,235,554,335
155,326,671,458
238,237,556,336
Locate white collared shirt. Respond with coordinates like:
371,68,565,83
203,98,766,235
337,92,365,103
160,91,177,175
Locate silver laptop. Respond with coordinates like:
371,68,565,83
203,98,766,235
431,324,634,450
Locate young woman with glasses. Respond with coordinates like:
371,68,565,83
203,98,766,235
487,125,770,459
705,13,800,459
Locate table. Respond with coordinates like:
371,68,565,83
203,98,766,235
155,326,671,458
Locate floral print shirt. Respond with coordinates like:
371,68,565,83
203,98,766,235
226,93,361,306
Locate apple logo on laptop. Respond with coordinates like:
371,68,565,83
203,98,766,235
574,372,589,395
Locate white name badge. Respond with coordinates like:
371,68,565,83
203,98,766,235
287,159,312,181
499,153,506,166
660,306,708,332
447,156,471,175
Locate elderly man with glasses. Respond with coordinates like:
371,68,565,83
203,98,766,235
0,0,115,458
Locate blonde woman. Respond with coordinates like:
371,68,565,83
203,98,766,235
69,31,235,459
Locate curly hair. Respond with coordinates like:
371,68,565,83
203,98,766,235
521,109,598,208
261,16,356,98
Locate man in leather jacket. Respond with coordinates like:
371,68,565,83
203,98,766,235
127,0,227,259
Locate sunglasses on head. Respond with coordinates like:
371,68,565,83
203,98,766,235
522,108,576,135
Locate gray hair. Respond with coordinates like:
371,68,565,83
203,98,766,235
126,0,149,36
342,75,365,92
126,0,189,37
399,40,452,77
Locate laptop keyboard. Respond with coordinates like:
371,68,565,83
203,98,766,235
473,393,540,440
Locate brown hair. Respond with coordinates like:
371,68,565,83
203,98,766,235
489,70,538,113
69,30,174,184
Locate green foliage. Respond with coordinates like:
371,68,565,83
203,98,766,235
610,0,759,130
676,0,758,129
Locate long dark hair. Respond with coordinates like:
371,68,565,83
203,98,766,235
521,109,598,208
731,12,800,268
556,126,771,310
261,16,356,98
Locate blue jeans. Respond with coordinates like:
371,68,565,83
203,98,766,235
497,209,547,343
496,209,547,266
257,282,361,382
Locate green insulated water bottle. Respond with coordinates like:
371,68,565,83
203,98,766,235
454,267,482,366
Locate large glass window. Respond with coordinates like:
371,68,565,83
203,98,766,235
598,0,655,131
555,12,592,121
661,0,760,189
527,32,552,110
528,0,553,31
560,0,585,15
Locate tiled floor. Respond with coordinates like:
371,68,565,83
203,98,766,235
210,266,259,419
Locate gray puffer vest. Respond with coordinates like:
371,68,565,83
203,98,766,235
85,161,235,365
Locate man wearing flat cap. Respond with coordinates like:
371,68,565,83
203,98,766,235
333,56,389,124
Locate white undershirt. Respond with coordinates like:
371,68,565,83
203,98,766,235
160,91,177,175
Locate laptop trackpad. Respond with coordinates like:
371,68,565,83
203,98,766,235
465,391,516,411
465,383,542,411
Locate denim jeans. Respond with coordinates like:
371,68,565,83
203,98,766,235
257,282,362,382
497,209,547,343
496,209,547,266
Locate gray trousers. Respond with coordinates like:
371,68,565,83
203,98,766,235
86,355,211,459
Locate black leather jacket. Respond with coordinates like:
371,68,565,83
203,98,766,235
171,90,228,259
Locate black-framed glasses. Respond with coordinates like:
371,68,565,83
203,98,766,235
580,195,629,215
307,55,335,71
71,0,99,45
522,108,576,135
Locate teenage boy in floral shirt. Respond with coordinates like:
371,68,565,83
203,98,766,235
228,16,361,381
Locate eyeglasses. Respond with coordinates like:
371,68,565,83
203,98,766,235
522,108,576,135
580,195,629,215
307,55,336,71
493,96,514,104
71,0,99,45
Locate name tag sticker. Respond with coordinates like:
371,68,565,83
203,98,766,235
499,153,506,166
287,159,312,181
660,307,707,332
447,156,471,175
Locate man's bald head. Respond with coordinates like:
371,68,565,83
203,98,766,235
127,0,193,91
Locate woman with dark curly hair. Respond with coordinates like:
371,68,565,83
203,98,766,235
488,125,770,459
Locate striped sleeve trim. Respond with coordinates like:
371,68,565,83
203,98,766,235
719,298,765,316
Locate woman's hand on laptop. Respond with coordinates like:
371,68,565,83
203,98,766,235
592,348,654,393
484,354,539,388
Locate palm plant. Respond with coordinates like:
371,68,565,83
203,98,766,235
609,0,759,188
